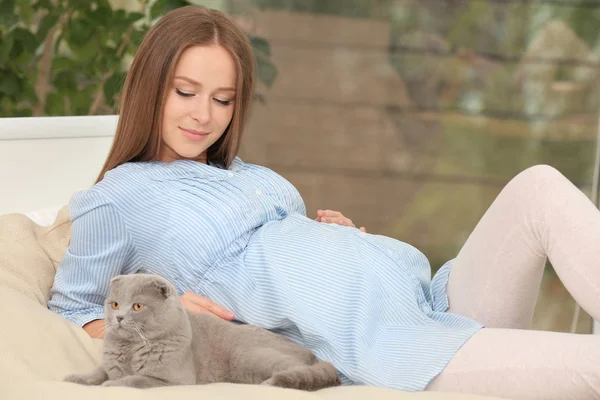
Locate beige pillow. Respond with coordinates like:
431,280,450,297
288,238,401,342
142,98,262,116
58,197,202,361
0,206,71,306
0,284,102,382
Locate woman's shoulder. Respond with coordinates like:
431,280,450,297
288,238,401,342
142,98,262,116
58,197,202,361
68,162,156,217
67,185,112,220
92,162,152,196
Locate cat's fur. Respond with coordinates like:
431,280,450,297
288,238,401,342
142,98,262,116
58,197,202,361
64,273,341,390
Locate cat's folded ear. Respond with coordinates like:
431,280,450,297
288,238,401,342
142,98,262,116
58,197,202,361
109,275,123,288
149,277,174,299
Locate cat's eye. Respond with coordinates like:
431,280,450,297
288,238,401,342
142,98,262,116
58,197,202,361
110,302,119,310
132,303,144,311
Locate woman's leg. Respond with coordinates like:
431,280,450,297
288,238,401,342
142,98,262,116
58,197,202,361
445,164,600,328
426,328,600,400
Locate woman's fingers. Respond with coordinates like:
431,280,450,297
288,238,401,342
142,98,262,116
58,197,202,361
320,216,354,226
318,209,342,218
316,209,366,232
180,292,235,320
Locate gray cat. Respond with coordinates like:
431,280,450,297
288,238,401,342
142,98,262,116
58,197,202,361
64,273,341,391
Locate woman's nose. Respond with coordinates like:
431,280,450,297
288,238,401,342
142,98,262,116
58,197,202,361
191,98,211,124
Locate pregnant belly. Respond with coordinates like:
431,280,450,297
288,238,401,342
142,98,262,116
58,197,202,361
232,215,419,325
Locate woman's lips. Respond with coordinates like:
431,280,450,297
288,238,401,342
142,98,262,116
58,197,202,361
180,127,210,141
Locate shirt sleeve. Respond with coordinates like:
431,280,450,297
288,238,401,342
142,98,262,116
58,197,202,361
48,188,138,327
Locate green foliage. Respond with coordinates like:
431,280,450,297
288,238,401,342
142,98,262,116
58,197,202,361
0,0,278,117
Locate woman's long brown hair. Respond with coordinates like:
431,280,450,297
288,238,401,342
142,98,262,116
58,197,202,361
95,6,255,183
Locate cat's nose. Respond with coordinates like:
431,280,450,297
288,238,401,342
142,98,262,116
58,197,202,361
116,316,124,323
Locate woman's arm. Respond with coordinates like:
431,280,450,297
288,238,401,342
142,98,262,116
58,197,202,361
48,189,137,329
83,319,106,339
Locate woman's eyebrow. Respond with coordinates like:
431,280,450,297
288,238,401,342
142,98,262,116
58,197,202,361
174,75,236,92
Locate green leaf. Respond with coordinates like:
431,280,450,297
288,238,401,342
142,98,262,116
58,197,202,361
12,27,39,54
52,56,77,72
0,70,22,97
109,9,133,32
36,11,60,41
76,39,100,63
0,34,14,65
53,70,77,92
127,12,145,24
21,81,37,103
89,3,113,26
249,35,271,57
95,0,112,10
150,0,192,20
15,0,35,24
255,53,277,87
103,72,125,107
99,51,119,71
130,27,147,47
113,8,126,19
72,84,96,115
67,18,96,47
45,91,66,116
0,0,19,28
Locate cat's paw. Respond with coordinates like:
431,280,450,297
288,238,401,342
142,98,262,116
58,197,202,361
64,374,99,386
263,373,301,390
101,380,124,387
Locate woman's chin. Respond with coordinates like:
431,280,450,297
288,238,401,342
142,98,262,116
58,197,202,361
167,147,206,161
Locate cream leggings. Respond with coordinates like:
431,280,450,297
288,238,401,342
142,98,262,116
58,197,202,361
424,165,600,399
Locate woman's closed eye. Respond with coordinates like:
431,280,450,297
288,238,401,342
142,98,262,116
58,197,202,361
214,98,232,106
175,88,194,97
175,89,232,106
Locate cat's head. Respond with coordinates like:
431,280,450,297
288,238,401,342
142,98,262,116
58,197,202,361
104,274,188,340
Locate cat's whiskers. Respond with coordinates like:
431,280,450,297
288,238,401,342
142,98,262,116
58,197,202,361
132,323,149,347
137,322,149,336
103,320,116,335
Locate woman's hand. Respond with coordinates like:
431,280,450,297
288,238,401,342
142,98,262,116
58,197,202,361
179,292,235,320
315,209,366,232
83,319,106,339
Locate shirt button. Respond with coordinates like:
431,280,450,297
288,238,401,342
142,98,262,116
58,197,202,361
421,303,430,313
255,189,263,195
227,172,234,178
387,249,394,256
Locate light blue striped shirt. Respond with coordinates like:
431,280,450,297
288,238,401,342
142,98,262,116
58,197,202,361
48,157,482,391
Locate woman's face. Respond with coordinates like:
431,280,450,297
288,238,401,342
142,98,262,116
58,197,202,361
159,44,237,163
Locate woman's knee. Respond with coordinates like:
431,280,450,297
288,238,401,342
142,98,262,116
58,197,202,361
497,164,575,221
505,164,569,197
513,164,565,186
